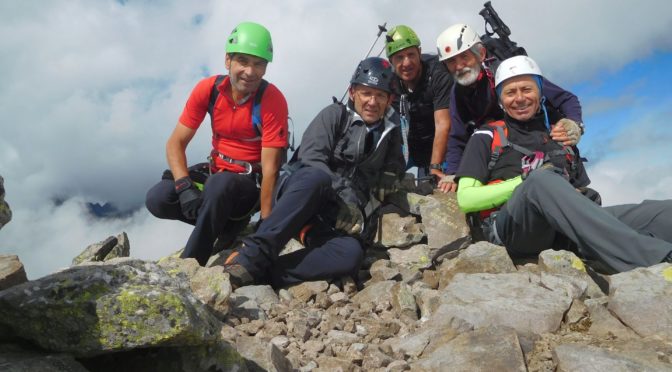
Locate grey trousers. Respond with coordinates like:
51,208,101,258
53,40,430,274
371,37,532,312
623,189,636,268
495,169,672,273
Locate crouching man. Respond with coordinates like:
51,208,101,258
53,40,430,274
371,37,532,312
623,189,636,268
455,55,672,273
222,57,405,288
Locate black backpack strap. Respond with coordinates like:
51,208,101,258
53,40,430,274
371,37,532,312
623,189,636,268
208,75,268,141
251,79,269,138
488,125,507,171
509,142,534,157
338,103,349,136
208,75,226,123
429,235,472,269
487,124,536,171
335,103,352,150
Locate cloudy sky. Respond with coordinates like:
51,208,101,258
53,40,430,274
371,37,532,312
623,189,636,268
1,0,671,279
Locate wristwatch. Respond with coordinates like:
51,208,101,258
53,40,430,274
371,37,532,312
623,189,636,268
429,163,443,170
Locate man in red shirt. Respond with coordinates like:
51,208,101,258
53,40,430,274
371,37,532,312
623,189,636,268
146,22,288,265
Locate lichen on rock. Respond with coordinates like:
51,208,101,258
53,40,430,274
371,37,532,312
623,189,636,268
0,259,222,357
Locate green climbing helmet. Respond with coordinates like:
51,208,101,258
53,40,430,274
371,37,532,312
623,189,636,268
225,22,274,62
385,25,421,58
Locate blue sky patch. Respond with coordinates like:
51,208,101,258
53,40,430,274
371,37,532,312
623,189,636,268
571,51,672,162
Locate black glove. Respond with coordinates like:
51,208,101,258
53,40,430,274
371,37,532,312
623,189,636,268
577,187,602,206
175,177,202,220
375,171,399,201
414,181,434,196
334,199,364,236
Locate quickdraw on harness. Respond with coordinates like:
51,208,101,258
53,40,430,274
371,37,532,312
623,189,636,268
207,74,268,174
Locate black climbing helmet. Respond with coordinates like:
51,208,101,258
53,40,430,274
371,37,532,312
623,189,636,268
349,57,397,94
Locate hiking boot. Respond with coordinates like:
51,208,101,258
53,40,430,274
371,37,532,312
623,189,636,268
212,217,253,255
222,251,255,289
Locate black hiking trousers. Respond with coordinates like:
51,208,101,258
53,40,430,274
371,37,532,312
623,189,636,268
145,171,259,265
494,169,672,273
234,166,364,288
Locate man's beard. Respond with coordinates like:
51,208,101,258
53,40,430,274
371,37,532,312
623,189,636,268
453,65,480,86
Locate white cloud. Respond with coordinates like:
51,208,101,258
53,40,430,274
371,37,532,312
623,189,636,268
1,0,671,277
585,106,672,205
587,156,672,206
0,196,192,279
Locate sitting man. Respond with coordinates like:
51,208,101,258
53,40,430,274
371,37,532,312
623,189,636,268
436,23,583,191
455,55,672,273
145,22,288,265
222,57,405,288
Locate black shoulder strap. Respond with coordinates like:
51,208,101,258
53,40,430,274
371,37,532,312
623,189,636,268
487,121,535,171
251,79,269,137
487,122,505,171
429,235,472,269
334,103,352,156
207,75,270,138
337,103,349,137
208,74,226,125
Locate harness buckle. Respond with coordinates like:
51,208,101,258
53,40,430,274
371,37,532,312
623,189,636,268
240,161,253,175
212,151,257,175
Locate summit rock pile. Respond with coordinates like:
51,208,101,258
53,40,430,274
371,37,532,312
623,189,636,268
1,192,671,371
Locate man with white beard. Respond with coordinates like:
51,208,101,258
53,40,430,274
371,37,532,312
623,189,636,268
436,24,584,191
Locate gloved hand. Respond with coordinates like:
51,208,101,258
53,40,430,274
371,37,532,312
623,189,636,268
175,177,202,220
576,187,602,205
552,118,582,146
414,181,434,196
375,171,399,201
334,199,364,236
437,174,458,193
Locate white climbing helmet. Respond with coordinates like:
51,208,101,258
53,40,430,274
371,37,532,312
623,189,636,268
436,23,482,61
494,55,543,88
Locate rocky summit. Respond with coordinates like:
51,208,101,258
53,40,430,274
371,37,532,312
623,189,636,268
1,192,671,371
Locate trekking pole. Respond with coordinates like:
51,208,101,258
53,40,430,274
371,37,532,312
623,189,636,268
335,22,388,104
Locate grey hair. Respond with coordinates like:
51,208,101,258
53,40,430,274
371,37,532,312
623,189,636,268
470,43,485,58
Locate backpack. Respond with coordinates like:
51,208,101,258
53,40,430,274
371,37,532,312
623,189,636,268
488,123,599,205
466,119,592,243
485,120,575,173
208,75,294,165
208,74,268,139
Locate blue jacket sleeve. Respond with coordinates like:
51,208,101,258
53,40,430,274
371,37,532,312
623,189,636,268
445,85,468,174
543,79,583,123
